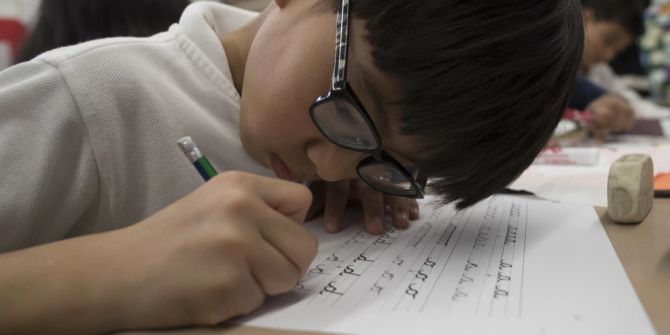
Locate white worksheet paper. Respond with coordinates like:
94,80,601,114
240,196,654,335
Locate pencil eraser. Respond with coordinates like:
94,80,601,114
607,154,654,224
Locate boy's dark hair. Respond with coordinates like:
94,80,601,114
323,0,584,209
582,0,647,38
16,0,190,63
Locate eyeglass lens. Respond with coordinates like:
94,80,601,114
312,96,421,196
359,161,416,195
311,98,377,151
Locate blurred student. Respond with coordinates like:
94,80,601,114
15,0,190,63
610,43,647,76
571,0,646,139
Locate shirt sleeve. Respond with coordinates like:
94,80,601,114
0,60,99,252
569,75,606,110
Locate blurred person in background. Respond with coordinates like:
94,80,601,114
16,0,190,63
570,0,647,139
610,43,647,77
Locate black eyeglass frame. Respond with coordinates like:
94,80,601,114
308,0,426,198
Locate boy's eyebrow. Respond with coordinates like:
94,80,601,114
358,66,421,167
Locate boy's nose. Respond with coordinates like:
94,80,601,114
307,141,363,182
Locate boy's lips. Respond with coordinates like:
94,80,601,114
270,154,296,182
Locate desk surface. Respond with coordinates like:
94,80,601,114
598,198,670,335
124,199,670,335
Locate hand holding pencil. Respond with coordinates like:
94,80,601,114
109,171,317,328
586,93,635,140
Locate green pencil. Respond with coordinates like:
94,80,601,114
178,136,218,181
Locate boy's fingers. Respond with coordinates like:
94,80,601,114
323,181,351,233
216,261,266,321
358,182,385,235
218,172,313,223
594,128,610,142
616,106,635,131
588,108,615,139
593,108,614,128
247,238,303,295
252,200,318,275
385,196,410,229
306,181,327,221
410,200,420,220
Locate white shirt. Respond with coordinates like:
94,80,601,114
0,2,272,252
588,63,670,119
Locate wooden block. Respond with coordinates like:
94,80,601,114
607,154,654,224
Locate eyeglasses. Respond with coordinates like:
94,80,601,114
308,0,426,198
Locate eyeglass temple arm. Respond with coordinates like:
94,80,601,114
331,0,350,91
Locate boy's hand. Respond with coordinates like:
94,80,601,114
586,93,635,140
307,180,420,235
0,171,317,334
111,171,317,329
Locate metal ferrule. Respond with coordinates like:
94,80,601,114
178,136,204,163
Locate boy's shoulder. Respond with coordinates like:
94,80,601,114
33,1,257,69
34,32,178,69
30,2,256,87
180,1,257,33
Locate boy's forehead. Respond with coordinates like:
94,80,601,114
301,11,419,167
348,18,404,120
593,20,633,43
351,65,420,167
605,23,634,52
349,19,424,166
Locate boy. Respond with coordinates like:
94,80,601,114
0,0,583,333
573,0,646,138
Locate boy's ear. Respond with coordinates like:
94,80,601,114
274,0,289,9
582,8,595,24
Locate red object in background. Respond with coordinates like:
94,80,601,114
562,108,593,127
655,173,670,197
0,18,27,58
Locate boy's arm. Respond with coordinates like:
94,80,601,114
569,75,635,139
570,75,606,110
0,60,99,252
0,172,317,334
586,93,635,139
0,62,318,332
0,231,131,334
